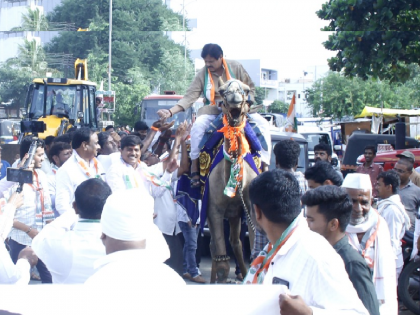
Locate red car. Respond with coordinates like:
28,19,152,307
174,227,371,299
357,149,420,170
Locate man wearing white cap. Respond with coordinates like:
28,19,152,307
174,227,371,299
342,173,397,315
85,189,185,286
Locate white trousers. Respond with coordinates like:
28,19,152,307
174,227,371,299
190,112,272,164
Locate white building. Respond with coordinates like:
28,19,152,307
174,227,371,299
277,65,330,117
0,0,62,63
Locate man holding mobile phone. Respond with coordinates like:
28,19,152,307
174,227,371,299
5,136,54,283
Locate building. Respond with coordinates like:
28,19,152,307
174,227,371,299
278,65,330,117
0,0,62,63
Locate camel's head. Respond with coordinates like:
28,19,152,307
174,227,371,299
218,79,250,126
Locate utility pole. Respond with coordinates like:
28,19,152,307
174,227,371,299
108,0,112,91
183,0,187,87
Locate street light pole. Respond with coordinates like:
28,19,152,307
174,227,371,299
183,0,187,87
302,71,308,117
108,0,112,91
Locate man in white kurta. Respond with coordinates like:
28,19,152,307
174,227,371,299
343,173,397,315
376,170,411,279
32,179,112,283
244,169,368,315
55,128,104,215
85,189,185,286
106,135,176,197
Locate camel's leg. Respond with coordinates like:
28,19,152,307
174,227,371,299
241,185,255,261
208,222,217,284
229,216,247,278
207,208,230,283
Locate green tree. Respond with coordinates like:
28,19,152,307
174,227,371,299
46,0,187,81
45,0,193,126
16,39,47,74
305,71,420,119
113,68,150,126
0,61,33,107
317,0,420,82
9,7,49,32
269,100,290,114
254,87,265,105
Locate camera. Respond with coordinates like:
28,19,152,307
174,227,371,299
20,121,46,134
6,137,40,192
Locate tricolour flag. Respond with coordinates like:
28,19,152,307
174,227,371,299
285,94,297,133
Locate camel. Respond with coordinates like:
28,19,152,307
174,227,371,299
207,79,258,283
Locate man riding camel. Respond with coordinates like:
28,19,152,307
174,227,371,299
158,43,271,187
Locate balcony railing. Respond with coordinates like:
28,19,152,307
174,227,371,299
260,79,277,88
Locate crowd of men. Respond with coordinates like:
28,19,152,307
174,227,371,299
0,42,419,314
0,125,417,312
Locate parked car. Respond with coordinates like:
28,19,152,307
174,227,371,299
260,113,285,130
341,133,420,173
358,148,420,170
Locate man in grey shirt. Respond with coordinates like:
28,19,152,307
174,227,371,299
394,157,420,231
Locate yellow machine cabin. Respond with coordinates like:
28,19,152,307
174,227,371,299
24,59,98,139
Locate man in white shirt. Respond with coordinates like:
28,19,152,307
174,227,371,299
32,178,112,283
106,135,178,195
96,131,119,173
85,189,185,286
244,169,368,315
343,173,397,315
47,141,72,216
0,192,39,284
376,170,411,280
55,127,104,215
7,136,55,283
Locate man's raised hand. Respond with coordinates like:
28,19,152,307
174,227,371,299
279,294,313,315
166,158,179,174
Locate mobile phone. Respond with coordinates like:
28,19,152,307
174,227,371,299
272,277,289,288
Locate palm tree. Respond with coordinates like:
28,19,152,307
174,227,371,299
21,7,49,31
9,7,49,32
17,38,46,75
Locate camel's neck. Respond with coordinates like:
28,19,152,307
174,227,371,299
224,130,245,160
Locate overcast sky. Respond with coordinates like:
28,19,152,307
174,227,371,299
168,0,335,79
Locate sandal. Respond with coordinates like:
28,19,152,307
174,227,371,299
190,172,201,188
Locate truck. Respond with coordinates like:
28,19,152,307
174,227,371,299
23,59,102,139
139,91,203,129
